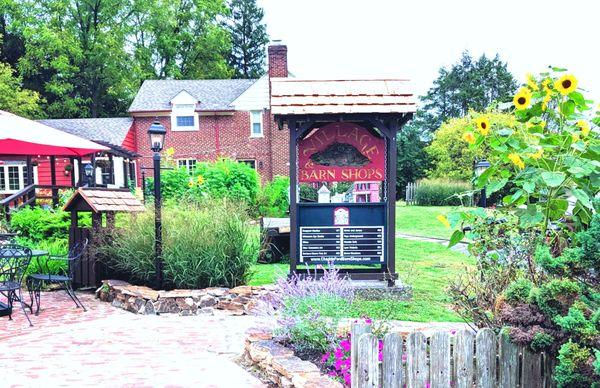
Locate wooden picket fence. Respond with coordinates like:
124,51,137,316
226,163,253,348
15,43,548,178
405,182,419,205
351,323,556,388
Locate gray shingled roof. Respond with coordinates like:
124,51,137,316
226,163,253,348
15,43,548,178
38,117,133,147
128,79,257,112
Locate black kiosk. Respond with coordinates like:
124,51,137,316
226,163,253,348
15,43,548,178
272,79,415,285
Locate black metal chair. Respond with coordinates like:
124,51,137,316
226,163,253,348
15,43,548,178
0,245,33,326
27,239,88,314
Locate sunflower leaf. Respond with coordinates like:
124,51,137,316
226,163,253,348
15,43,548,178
541,171,566,187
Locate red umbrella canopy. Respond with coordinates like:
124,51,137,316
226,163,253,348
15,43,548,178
0,110,109,156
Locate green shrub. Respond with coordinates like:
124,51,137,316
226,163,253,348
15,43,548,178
299,183,318,202
15,237,68,277
256,176,289,217
99,199,258,289
10,207,70,242
555,341,598,388
414,178,472,206
504,279,533,304
150,159,260,207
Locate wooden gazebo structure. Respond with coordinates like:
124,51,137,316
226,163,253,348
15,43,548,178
271,79,416,284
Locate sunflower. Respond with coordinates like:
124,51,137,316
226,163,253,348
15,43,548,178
542,94,552,111
476,116,490,135
188,179,195,188
577,120,590,137
436,214,450,229
526,73,538,91
572,133,580,142
508,153,525,169
513,88,532,110
197,174,205,185
462,131,475,144
554,74,578,96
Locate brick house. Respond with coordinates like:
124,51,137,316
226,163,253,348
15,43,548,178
30,43,289,191
130,43,290,184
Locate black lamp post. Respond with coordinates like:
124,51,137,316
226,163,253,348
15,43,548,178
84,163,94,187
148,120,166,289
474,159,491,208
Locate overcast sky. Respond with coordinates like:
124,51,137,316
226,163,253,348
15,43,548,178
257,0,600,103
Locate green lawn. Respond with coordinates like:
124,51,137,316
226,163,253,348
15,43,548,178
248,237,474,322
395,204,464,239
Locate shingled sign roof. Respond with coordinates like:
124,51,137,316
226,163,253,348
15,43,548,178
128,79,257,112
39,117,133,147
270,79,417,115
63,188,145,213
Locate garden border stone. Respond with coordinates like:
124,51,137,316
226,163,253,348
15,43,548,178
242,327,342,388
96,280,274,316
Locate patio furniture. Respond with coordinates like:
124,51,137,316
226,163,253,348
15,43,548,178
27,240,88,314
0,245,33,326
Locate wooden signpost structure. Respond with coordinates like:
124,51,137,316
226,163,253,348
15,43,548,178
271,79,416,285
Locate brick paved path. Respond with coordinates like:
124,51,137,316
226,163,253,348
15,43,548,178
0,291,265,387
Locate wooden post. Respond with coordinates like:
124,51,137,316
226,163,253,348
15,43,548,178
108,153,114,185
453,330,475,388
351,323,372,388
386,120,398,284
499,331,519,387
50,155,58,207
288,120,298,276
383,332,404,388
123,159,129,189
91,154,96,187
357,334,380,388
476,328,497,388
406,332,428,388
69,157,75,187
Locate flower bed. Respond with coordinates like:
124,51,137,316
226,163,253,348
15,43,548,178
242,327,342,388
96,279,273,316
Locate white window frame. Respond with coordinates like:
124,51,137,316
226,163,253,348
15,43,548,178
250,110,263,138
177,158,197,174
0,162,28,194
171,103,199,132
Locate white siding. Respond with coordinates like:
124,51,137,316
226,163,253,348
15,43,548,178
231,75,269,111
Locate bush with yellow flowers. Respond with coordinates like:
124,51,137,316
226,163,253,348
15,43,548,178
459,69,599,236
446,69,599,387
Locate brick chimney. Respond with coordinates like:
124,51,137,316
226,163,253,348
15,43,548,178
268,42,288,78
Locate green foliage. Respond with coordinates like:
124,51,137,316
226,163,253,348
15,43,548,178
467,70,600,233
281,294,351,353
150,158,260,207
10,207,70,243
0,62,43,118
504,278,533,304
425,111,518,180
412,51,516,136
533,279,581,317
99,199,258,289
555,341,597,388
413,178,472,206
2,0,235,118
226,0,269,79
531,332,555,352
299,183,318,202
256,175,289,217
396,125,430,198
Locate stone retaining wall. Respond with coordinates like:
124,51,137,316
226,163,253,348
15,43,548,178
242,328,342,388
96,279,273,316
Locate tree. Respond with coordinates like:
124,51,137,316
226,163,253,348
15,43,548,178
414,52,517,136
130,0,232,80
396,126,430,199
226,0,269,79
0,62,43,118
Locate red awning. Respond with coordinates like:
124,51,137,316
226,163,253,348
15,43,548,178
0,110,109,156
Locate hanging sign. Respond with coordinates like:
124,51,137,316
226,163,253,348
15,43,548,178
298,123,385,182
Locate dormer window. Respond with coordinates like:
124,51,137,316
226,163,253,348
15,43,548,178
170,91,199,131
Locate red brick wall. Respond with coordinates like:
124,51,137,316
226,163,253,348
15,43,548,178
133,111,289,186
268,45,288,78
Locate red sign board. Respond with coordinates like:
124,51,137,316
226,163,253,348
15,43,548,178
298,123,385,182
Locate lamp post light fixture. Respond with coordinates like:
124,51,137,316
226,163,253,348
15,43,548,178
474,159,491,208
147,120,167,289
84,163,94,187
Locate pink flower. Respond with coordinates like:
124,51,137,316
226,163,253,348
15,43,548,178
340,339,351,352
402,354,407,362
334,348,345,359
364,318,373,324
321,352,331,364
334,359,345,370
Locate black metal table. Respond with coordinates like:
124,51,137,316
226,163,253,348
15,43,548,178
1,250,48,317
